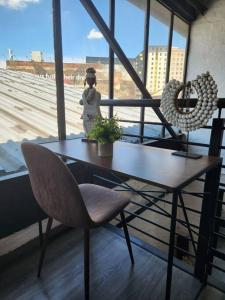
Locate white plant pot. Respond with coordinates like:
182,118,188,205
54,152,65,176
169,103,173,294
98,142,113,157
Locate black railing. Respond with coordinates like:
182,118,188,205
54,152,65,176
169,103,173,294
94,98,225,289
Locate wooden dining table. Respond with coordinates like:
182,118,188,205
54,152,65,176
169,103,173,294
43,138,222,300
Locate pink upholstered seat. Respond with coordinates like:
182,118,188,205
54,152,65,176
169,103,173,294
79,183,129,225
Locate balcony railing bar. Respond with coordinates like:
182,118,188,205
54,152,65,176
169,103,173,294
182,191,209,196
211,248,225,261
125,191,202,214
118,119,224,130
124,222,196,258
129,200,200,233
124,209,199,245
115,188,167,194
122,133,212,148
214,231,225,241
124,209,171,233
174,246,196,258
124,222,169,246
209,262,225,274
159,197,201,214
100,98,225,108
214,216,225,228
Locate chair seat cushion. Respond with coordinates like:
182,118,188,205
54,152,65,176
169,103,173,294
79,184,130,225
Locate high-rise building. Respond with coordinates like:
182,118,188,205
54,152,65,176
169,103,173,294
31,51,43,62
136,46,185,97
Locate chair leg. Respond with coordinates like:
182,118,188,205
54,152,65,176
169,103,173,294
120,211,134,265
84,229,90,300
38,219,43,247
37,217,53,278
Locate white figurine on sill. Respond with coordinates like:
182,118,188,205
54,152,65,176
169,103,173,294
81,67,102,136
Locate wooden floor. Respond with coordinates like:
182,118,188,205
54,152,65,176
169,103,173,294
0,226,205,300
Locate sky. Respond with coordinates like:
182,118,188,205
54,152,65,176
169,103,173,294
0,0,187,62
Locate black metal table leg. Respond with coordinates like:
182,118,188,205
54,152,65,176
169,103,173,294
195,163,221,282
178,192,197,255
165,191,178,300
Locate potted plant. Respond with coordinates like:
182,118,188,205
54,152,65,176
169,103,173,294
88,116,122,157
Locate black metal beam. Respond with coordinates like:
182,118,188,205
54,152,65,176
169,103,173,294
79,0,177,139
108,0,115,119
142,0,151,89
183,23,191,85
140,0,151,142
165,12,174,84
52,0,66,140
95,98,225,109
208,118,225,156
195,119,224,281
162,11,173,138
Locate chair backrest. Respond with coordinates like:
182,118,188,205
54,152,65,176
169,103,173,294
21,142,92,228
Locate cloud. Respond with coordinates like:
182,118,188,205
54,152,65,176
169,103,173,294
87,28,103,40
0,0,40,10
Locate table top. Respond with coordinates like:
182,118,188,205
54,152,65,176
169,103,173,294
43,139,221,191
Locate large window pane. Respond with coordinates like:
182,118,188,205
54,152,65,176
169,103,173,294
147,0,171,98
0,0,57,177
61,0,109,139
169,16,188,82
114,0,146,99
145,0,171,133
114,0,146,141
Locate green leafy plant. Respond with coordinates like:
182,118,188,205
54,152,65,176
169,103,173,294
88,116,123,144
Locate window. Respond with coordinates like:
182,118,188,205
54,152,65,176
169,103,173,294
0,0,57,177
61,0,109,139
169,16,188,82
145,0,171,128
114,0,145,100
147,0,171,99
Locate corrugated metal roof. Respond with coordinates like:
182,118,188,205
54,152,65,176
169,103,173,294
0,69,159,176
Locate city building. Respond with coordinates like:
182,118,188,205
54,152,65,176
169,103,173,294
31,51,43,62
136,46,185,97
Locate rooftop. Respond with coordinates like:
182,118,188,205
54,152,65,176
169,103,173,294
0,68,161,176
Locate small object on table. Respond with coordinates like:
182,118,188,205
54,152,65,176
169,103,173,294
81,138,97,143
172,132,202,159
172,151,202,159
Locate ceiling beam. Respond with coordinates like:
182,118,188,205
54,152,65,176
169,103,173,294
158,0,197,22
185,0,207,15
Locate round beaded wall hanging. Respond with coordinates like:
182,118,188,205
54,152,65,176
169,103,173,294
160,72,218,132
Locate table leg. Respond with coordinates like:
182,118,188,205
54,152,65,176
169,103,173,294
194,164,221,282
165,191,178,300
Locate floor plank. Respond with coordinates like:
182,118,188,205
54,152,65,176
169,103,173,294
199,286,225,300
0,227,202,300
